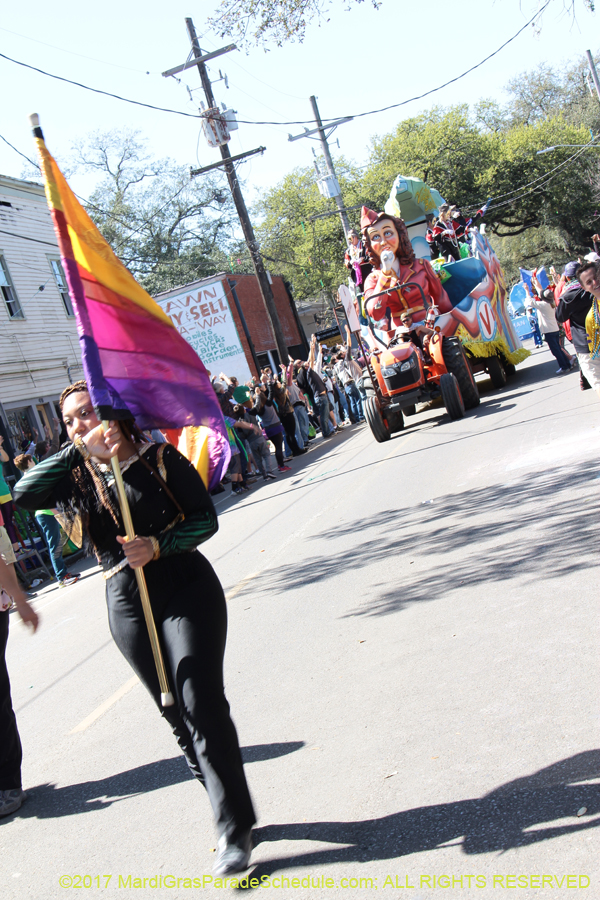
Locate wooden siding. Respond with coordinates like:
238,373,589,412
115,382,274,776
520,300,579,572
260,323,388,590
0,176,82,405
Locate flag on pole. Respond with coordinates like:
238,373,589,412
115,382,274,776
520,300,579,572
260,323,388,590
519,268,534,292
31,117,230,488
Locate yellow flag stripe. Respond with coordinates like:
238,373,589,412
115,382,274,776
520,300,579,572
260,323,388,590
36,138,172,327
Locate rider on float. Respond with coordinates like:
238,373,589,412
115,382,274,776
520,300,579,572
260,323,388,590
360,206,452,334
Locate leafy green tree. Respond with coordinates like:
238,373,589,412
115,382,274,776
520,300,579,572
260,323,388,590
71,130,238,295
505,60,600,132
476,117,598,280
361,106,492,214
255,157,364,300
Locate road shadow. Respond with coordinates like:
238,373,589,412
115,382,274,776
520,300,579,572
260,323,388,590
3,743,305,821
242,741,305,762
242,751,599,886
242,460,600,618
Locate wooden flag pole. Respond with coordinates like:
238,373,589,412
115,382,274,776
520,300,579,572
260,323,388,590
103,423,174,708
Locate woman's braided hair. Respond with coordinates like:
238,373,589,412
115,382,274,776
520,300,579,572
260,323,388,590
59,379,89,411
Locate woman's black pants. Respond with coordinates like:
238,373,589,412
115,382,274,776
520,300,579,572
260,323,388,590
268,432,284,467
0,611,22,790
107,553,255,841
280,412,303,456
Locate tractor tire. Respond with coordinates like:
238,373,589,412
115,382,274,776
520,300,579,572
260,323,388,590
386,407,405,433
487,355,507,388
364,396,391,443
440,372,465,420
505,362,516,377
442,336,480,409
362,367,375,399
403,404,417,416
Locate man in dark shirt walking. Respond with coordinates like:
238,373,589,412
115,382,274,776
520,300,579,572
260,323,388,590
556,261,599,397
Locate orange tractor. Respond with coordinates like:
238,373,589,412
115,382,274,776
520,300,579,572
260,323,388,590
361,283,480,443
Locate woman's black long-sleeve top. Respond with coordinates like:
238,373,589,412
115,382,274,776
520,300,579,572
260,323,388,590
14,442,219,607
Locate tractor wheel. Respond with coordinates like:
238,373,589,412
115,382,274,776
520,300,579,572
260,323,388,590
364,396,391,443
403,404,417,416
505,362,516,377
487,355,507,388
442,336,480,409
440,373,465,420
386,407,405,433
362,367,375,399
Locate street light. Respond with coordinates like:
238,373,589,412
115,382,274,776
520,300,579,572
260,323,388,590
537,143,600,154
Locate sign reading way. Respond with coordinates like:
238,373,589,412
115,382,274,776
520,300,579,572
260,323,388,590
156,279,252,383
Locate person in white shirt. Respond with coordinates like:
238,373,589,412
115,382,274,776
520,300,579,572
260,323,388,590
531,289,574,374
333,326,365,423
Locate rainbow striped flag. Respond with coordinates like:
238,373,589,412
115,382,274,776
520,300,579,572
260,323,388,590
32,119,230,488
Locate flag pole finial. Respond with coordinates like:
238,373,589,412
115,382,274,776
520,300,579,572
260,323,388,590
29,113,43,139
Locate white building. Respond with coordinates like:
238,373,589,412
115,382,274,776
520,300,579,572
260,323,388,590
0,174,82,454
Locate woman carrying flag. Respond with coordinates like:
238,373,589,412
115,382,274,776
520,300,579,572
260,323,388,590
14,381,256,875
27,117,256,875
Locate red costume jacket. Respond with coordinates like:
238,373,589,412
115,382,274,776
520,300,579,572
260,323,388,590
363,258,452,329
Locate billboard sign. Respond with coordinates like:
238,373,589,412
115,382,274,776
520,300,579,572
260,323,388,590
156,279,252,382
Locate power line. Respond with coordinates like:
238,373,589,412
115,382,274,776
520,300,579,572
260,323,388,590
0,50,202,119
0,130,233,253
233,1,552,124
464,132,600,212
0,228,59,247
0,3,551,129
0,25,155,74
0,132,40,171
485,134,600,214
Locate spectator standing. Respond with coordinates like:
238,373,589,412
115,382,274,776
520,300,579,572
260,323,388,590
283,364,311,449
334,326,365,423
526,306,543,348
0,437,22,555
0,542,39,817
248,380,290,472
561,261,600,399
269,375,306,457
312,342,342,433
530,291,574,374
296,342,333,439
235,401,276,481
13,454,80,586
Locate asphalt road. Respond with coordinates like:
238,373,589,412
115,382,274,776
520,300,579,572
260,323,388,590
3,342,599,899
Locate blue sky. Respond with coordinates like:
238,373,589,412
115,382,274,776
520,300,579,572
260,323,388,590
0,0,597,203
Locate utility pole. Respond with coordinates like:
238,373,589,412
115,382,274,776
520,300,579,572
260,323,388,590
310,96,351,238
183,17,290,365
586,50,600,104
288,98,353,240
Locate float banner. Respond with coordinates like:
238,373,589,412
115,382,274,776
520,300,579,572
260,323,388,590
33,130,230,488
156,280,252,385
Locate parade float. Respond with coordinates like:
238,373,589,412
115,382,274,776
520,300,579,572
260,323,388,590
350,177,529,442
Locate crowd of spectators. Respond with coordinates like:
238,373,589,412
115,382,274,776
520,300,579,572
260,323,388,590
524,238,600,396
209,325,367,497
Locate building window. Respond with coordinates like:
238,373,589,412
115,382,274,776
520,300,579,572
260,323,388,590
6,407,37,447
0,255,24,319
50,259,74,316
